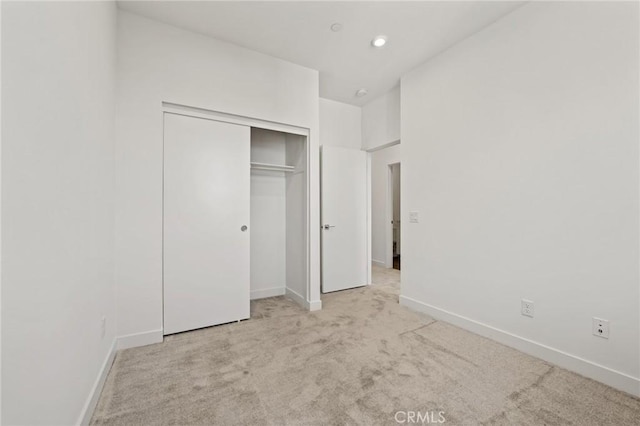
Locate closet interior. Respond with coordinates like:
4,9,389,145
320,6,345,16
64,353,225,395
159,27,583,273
250,128,308,304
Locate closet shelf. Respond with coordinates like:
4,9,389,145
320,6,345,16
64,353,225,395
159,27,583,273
250,162,295,173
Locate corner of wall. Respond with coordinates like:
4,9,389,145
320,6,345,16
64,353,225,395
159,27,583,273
117,329,164,351
361,87,401,151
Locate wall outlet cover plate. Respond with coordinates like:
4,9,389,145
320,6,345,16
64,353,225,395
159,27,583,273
592,317,609,339
521,299,534,318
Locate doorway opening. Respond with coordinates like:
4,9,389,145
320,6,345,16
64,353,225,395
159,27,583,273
388,163,401,270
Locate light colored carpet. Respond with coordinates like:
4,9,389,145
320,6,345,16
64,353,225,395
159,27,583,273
91,266,640,425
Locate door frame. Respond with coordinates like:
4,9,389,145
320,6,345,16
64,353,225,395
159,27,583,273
386,162,401,269
365,140,401,271
161,102,314,313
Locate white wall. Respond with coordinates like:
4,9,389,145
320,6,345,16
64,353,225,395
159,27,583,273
285,134,308,302
250,129,287,299
362,86,400,151
115,10,321,342
2,2,117,424
371,144,401,266
319,98,362,149
401,2,639,395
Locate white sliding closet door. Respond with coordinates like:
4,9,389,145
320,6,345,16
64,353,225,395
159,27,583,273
163,113,250,335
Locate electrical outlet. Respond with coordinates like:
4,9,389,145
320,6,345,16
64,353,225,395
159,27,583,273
101,316,106,339
409,211,419,223
521,299,534,318
592,317,609,339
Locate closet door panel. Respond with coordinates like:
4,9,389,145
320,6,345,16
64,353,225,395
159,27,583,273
163,113,250,335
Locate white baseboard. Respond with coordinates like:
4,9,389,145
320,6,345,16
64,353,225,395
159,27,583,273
285,287,323,312
78,329,165,424
117,329,163,350
372,259,387,268
308,299,322,311
251,287,286,300
399,295,640,398
285,287,306,308
77,339,117,425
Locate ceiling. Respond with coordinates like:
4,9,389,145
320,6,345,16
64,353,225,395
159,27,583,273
117,1,524,106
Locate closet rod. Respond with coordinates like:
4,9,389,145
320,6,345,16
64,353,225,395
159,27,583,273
250,162,295,173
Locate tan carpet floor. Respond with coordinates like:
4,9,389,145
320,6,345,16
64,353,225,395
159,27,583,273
91,266,640,425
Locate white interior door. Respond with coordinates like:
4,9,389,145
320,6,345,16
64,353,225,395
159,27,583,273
163,113,250,335
321,145,368,293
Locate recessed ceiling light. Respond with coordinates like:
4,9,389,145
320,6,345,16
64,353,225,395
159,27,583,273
356,88,368,98
330,23,343,32
371,35,387,48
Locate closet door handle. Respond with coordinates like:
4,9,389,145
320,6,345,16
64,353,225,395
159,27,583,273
322,224,335,230
241,225,248,232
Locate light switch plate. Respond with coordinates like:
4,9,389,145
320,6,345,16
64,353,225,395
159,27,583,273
409,211,419,223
